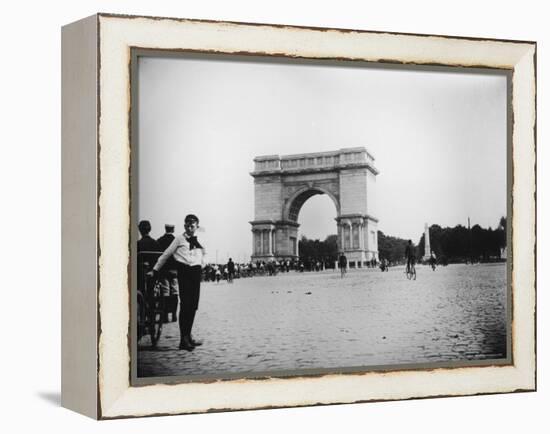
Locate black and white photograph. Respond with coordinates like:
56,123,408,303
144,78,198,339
133,53,510,381
3,0,545,430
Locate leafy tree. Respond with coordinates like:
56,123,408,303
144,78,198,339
298,235,338,267
377,231,410,263
498,216,507,249
417,220,506,263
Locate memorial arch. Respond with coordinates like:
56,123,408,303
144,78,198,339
250,147,379,268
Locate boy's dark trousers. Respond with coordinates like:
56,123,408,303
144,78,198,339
176,263,202,338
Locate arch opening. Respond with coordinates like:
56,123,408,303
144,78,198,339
288,189,323,222
295,193,339,270
285,187,340,223
295,193,338,240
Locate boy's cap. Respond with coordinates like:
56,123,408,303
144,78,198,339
185,214,199,224
138,220,151,230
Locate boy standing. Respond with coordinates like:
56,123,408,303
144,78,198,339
151,214,206,351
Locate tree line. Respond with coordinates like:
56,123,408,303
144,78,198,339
298,234,338,266
417,217,506,264
298,217,507,265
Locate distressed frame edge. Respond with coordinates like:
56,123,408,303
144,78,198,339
93,14,536,419
95,11,537,46
61,13,100,419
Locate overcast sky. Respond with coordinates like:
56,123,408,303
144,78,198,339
138,55,507,263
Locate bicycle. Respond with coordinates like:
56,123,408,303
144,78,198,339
405,262,417,280
339,264,347,278
137,253,165,348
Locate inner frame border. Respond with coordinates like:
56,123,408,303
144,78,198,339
128,49,514,387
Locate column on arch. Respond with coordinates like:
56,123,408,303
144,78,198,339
271,228,276,256
252,229,257,255
337,222,344,251
358,219,365,266
352,221,360,249
253,229,261,256
342,221,349,250
263,230,268,255
359,219,365,250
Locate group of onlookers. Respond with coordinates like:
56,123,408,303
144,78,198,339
202,257,343,283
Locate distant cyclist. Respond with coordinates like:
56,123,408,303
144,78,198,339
429,252,437,271
227,257,235,283
338,252,348,278
405,240,416,275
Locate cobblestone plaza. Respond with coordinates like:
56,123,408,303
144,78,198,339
137,263,507,379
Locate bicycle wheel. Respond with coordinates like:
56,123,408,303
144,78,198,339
150,312,162,347
137,292,145,342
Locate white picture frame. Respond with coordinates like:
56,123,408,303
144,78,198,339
61,13,536,419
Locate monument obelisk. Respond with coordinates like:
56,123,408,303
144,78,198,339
423,223,432,260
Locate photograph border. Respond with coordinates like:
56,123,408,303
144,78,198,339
129,49,515,386
61,13,536,419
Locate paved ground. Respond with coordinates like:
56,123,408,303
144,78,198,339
137,263,507,379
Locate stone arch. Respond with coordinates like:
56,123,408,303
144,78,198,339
284,186,340,223
250,148,380,267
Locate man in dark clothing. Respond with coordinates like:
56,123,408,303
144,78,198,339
137,220,162,296
138,220,161,253
227,257,235,283
157,224,179,321
338,253,347,278
157,224,176,251
405,240,416,274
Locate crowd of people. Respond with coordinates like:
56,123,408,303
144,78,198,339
202,258,331,282
201,255,389,282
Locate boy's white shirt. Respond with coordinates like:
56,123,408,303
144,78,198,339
153,233,206,270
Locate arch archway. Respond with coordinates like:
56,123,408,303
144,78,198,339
284,186,340,223
250,147,380,267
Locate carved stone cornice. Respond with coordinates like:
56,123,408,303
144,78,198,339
249,220,276,231
251,147,379,178
335,213,379,224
